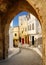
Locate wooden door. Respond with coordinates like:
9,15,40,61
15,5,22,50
22,38,24,44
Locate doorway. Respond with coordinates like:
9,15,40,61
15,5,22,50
32,36,34,45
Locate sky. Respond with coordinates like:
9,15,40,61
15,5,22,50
10,11,28,27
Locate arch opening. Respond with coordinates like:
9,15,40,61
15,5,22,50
7,11,42,65
3,0,43,65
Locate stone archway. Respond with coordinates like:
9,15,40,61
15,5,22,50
5,0,43,62
5,1,42,62
0,0,46,65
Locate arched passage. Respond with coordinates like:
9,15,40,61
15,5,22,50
1,0,44,64
5,11,42,65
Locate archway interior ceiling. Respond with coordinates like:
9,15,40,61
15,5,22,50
0,0,41,27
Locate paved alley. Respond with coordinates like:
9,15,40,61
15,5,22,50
0,48,42,65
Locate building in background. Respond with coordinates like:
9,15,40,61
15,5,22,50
13,26,19,47
19,15,29,44
27,14,42,46
9,25,19,48
19,13,42,46
9,13,42,47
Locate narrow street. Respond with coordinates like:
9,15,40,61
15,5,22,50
0,48,42,65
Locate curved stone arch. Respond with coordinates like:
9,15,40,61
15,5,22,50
5,0,42,34
26,0,43,24
4,0,43,61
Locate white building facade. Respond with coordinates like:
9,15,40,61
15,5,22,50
27,14,42,45
9,13,42,47
19,15,28,44
19,13,42,46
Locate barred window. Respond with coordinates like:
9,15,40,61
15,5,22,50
32,23,34,30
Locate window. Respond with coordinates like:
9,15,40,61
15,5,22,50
28,25,29,30
16,39,17,41
32,23,34,30
28,24,31,30
15,33,17,36
22,31,23,33
30,24,31,30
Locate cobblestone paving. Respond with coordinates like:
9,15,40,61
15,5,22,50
0,49,42,65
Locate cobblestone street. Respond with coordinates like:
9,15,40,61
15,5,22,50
0,48,42,65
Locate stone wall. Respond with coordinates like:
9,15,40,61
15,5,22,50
26,0,46,65
0,18,3,59
0,0,46,65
